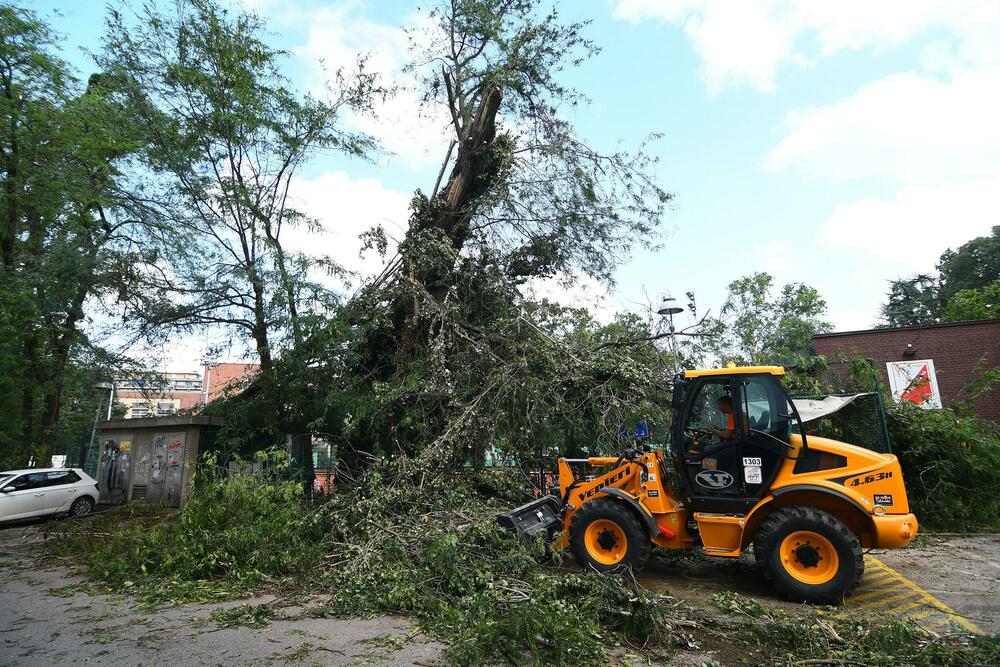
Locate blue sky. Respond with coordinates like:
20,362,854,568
25,0,1000,369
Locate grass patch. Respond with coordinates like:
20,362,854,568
709,592,1000,666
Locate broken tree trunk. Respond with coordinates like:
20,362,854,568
414,83,502,299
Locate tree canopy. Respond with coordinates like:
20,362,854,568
95,0,382,370
0,3,160,465
698,272,830,368
881,226,1000,327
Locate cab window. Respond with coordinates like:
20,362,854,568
686,381,731,432
742,378,772,431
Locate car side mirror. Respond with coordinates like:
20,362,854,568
1,486,14,493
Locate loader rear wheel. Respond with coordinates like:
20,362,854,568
570,498,650,573
754,506,863,604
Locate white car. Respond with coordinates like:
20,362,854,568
0,468,99,523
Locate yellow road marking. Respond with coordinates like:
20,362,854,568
863,570,895,584
862,590,923,610
854,577,896,592
853,575,901,593
862,556,984,635
888,598,936,617
849,580,906,604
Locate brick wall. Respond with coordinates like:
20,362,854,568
202,363,260,402
811,319,1000,423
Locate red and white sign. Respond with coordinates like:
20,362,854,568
886,359,942,409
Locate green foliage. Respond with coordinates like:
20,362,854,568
97,0,381,366
881,226,1000,327
712,592,1000,666
312,463,678,665
942,279,1000,322
45,451,326,604
938,226,1000,304
881,274,941,327
408,0,669,286
0,3,157,465
887,400,1000,531
705,272,831,367
210,603,283,628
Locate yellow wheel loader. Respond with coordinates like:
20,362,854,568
498,366,918,603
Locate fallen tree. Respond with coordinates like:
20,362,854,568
45,457,1000,665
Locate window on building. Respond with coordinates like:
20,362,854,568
173,380,202,391
130,404,149,418
157,402,175,416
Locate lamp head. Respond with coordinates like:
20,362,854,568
657,294,684,316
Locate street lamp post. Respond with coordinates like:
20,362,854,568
84,382,115,474
657,293,685,376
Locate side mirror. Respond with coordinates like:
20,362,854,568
671,380,687,411
1,486,15,493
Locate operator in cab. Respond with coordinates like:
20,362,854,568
705,395,736,441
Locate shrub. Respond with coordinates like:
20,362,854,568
46,452,327,604
888,400,1000,531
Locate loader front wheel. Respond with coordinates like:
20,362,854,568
754,506,863,604
570,498,650,573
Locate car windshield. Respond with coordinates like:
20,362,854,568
0,474,14,487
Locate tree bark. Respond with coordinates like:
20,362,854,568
394,85,503,369
250,272,273,371
414,84,502,300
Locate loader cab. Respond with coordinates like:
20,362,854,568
671,367,807,514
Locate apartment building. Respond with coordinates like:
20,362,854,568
116,363,260,419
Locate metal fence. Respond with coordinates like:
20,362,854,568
790,359,893,454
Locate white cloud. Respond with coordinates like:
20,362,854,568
751,239,793,277
282,169,412,278
614,0,799,92
817,176,1000,274
293,4,451,171
613,0,1000,92
524,273,619,323
766,67,1000,185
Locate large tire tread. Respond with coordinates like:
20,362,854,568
569,498,651,573
753,506,863,604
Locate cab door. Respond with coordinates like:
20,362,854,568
732,375,796,502
675,378,748,512
675,374,801,514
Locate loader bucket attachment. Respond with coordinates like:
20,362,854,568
497,495,562,549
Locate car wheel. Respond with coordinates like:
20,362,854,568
69,497,95,518
569,498,651,573
754,506,863,604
